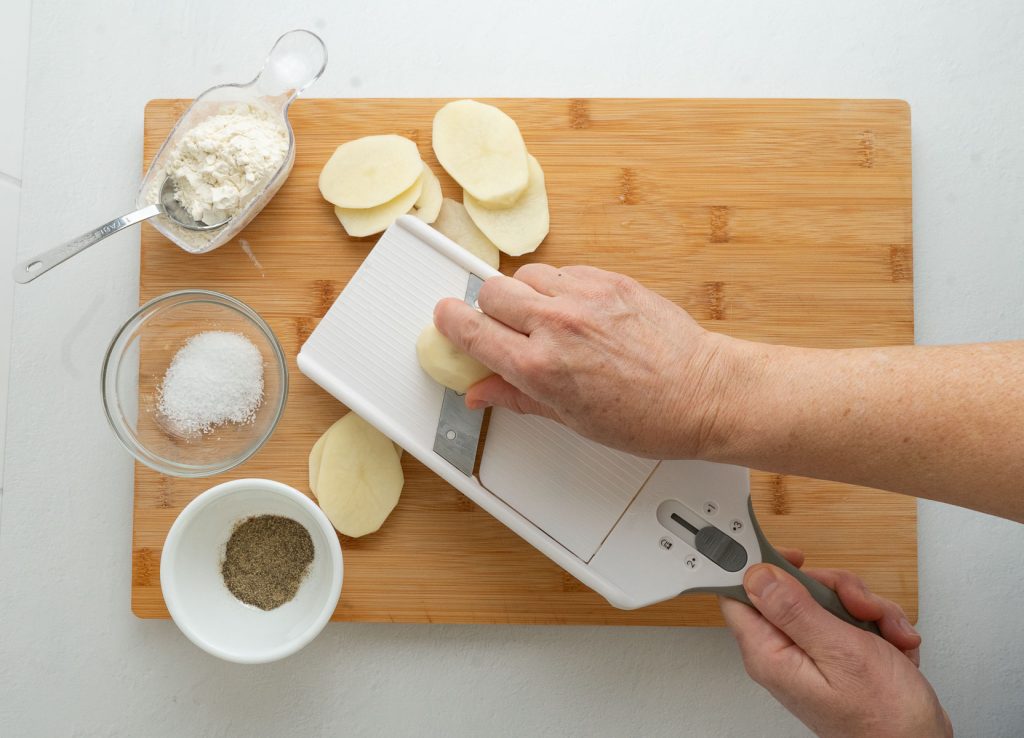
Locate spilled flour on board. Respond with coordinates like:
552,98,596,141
239,239,265,277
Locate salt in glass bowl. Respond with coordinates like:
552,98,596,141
102,290,288,477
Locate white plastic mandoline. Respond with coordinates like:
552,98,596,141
298,216,877,632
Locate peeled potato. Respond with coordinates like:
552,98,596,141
308,431,328,495
432,199,500,269
319,135,422,208
313,413,404,538
432,100,529,208
411,165,443,224
334,175,424,237
464,155,549,256
310,422,401,496
416,324,494,393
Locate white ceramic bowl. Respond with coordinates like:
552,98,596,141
161,478,342,664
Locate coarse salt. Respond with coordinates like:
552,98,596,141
157,331,265,437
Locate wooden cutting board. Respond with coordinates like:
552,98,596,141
133,98,915,625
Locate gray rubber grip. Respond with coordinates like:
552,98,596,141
699,497,881,637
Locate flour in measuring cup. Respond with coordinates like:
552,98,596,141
166,104,288,226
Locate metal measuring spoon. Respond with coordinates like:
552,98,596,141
13,177,229,284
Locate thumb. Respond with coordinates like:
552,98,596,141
465,375,562,422
744,564,860,661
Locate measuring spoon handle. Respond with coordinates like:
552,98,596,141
13,203,163,284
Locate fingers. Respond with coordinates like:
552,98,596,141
720,596,793,656
465,375,562,422
434,298,531,377
719,595,818,693
513,263,565,296
802,567,921,654
775,547,806,568
476,276,549,334
743,564,867,662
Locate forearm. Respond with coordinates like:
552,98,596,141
704,338,1024,522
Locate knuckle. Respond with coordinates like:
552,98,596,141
770,594,809,632
546,306,585,334
514,263,543,281
510,350,543,379
740,655,776,688
457,313,486,354
608,272,637,294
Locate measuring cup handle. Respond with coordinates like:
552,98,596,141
13,203,163,284
255,29,327,102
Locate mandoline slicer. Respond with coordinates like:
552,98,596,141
298,216,878,633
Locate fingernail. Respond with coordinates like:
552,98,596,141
744,565,779,599
898,617,919,637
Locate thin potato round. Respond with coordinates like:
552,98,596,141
315,412,404,538
432,100,528,208
463,155,549,256
308,429,328,495
311,421,402,497
432,199,500,269
416,324,494,393
319,134,422,208
334,174,424,237
411,164,443,224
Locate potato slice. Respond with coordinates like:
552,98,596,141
334,175,424,237
464,155,549,256
319,134,422,208
411,165,442,224
432,199,500,269
314,413,404,538
416,324,494,393
432,100,528,208
308,430,328,495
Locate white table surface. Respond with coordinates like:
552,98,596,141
2,1,1022,735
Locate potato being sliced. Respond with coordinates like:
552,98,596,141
416,324,494,393
314,413,404,538
464,155,549,256
334,175,424,237
411,165,442,224
432,100,528,208
319,134,422,209
432,199,500,269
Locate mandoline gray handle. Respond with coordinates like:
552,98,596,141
702,497,881,636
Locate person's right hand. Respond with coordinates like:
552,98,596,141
433,264,742,458
720,549,952,737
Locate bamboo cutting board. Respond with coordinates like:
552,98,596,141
134,99,915,624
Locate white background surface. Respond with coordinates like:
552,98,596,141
1,1,1022,735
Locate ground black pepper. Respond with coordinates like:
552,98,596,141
221,515,314,610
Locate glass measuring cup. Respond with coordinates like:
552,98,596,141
136,29,327,254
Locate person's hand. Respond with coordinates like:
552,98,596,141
719,549,951,737
433,264,740,458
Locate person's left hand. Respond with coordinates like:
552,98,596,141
719,549,952,737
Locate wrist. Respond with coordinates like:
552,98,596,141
688,333,791,464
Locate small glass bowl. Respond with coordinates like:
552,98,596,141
102,290,288,477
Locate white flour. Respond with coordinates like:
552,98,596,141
166,104,288,226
